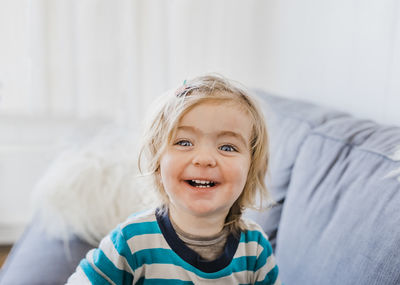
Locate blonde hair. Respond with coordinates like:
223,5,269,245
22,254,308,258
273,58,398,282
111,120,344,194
138,74,270,235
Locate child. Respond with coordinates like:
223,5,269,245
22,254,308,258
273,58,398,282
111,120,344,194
67,75,281,284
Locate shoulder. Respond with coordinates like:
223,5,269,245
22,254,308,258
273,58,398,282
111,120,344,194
239,217,272,251
124,208,157,224
115,208,160,240
240,217,269,238
238,218,280,283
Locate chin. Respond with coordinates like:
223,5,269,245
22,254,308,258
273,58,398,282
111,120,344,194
186,205,227,218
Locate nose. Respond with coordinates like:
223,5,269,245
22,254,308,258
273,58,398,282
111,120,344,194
192,148,217,168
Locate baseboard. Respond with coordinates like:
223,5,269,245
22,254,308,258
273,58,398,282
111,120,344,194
0,223,26,244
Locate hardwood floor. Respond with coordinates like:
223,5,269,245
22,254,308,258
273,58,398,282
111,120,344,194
0,245,12,268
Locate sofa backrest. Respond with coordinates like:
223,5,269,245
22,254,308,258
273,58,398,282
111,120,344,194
246,91,347,248
253,92,400,285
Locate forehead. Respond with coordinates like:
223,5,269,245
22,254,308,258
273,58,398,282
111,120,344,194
177,101,253,142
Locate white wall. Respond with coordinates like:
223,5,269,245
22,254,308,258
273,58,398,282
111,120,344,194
166,0,400,126
1,0,399,243
3,0,399,125
0,0,111,243
256,0,400,125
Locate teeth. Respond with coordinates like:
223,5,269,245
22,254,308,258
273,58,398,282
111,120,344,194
194,180,212,184
189,180,215,188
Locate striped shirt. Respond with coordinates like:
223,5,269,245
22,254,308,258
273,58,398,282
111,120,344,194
67,208,280,284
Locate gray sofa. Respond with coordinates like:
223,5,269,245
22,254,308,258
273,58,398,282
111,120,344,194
1,92,400,284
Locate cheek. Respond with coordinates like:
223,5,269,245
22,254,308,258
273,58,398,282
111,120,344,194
159,155,172,182
159,153,180,187
229,159,250,188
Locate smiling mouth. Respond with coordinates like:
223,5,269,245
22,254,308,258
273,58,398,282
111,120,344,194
186,180,217,188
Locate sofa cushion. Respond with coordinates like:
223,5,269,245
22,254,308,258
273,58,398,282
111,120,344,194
276,115,400,284
0,218,92,285
245,91,347,248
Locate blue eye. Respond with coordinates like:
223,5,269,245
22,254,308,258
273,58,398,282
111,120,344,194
219,145,237,152
175,140,193,147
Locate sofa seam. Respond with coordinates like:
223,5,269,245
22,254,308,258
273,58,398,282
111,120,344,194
307,131,400,163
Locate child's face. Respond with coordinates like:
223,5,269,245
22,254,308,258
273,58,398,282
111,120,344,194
159,100,252,222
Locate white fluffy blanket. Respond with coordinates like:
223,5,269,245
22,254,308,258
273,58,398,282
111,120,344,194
31,127,158,246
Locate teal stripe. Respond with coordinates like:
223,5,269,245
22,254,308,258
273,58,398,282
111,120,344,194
136,277,194,284
109,225,145,272
110,227,134,262
122,221,161,239
101,223,275,282
240,230,273,271
133,248,261,279
80,259,110,285
231,256,258,272
133,248,228,279
254,249,270,271
254,265,279,285
92,249,133,285
255,243,273,271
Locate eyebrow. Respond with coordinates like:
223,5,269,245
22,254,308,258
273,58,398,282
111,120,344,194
177,126,249,147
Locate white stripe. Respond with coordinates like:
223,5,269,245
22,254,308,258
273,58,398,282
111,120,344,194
98,235,133,273
234,241,263,259
253,254,278,283
120,209,156,228
216,270,252,284
126,231,263,259
242,217,270,238
132,263,193,283
127,232,170,253
127,233,263,262
86,249,117,285
66,266,92,284
132,263,253,284
195,270,252,284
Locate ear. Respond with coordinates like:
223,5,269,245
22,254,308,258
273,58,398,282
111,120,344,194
158,172,163,184
155,168,163,186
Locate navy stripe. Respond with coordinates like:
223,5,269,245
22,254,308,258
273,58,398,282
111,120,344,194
78,209,279,283
156,208,239,273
